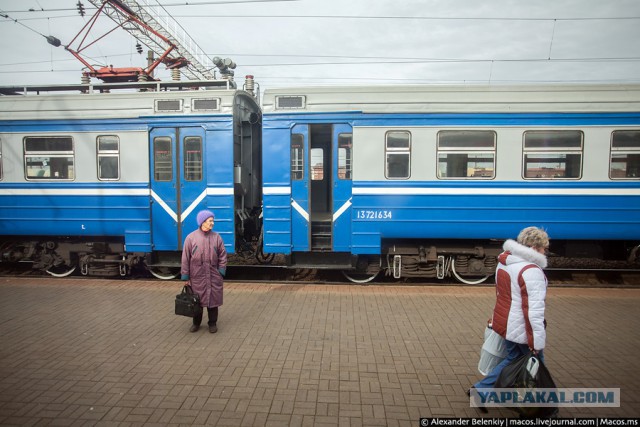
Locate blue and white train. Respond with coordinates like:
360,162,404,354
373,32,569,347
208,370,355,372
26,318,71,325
1,79,639,282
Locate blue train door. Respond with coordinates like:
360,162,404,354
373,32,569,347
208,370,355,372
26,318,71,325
290,123,353,252
291,124,310,251
149,127,206,251
332,124,353,252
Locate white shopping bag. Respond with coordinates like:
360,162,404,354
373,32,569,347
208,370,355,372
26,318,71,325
478,326,508,375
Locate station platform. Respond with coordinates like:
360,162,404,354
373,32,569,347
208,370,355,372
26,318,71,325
0,277,638,425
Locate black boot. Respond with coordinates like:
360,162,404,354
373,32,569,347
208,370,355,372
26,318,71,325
466,387,488,414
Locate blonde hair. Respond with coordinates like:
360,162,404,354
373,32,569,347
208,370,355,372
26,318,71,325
517,226,549,250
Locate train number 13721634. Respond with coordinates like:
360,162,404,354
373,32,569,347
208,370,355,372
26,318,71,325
356,210,392,219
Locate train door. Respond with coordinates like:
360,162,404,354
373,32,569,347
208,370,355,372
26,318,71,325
149,127,206,251
332,124,353,252
290,123,353,252
290,124,310,251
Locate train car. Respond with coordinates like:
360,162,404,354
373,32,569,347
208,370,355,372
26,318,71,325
0,79,262,278
261,84,640,283
2,81,639,283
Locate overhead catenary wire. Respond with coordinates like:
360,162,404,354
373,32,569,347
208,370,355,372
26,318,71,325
3,6,640,20
170,14,640,21
4,54,640,68
1,2,639,85
0,10,49,37
2,68,639,86
0,0,300,14
0,9,61,47
0,14,78,21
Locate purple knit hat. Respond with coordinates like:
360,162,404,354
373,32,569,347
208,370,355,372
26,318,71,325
196,210,214,227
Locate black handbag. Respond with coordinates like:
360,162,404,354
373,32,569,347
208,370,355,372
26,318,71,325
175,285,202,317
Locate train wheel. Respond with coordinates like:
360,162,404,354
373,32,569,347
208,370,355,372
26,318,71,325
342,270,379,284
255,230,275,264
450,257,491,285
148,266,180,280
255,249,275,264
46,264,77,278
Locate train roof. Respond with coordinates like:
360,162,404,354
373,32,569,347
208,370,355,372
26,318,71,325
0,79,256,120
261,83,640,114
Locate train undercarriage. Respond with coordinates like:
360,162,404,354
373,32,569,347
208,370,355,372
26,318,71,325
1,236,639,283
0,237,146,278
380,240,503,284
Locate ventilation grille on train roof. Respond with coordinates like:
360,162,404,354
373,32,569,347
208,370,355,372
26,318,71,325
192,98,219,111
155,99,183,112
275,95,306,109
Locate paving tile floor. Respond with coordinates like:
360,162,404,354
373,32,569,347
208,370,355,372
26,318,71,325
0,277,638,426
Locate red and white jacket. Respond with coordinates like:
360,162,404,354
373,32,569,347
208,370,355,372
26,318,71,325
491,239,548,351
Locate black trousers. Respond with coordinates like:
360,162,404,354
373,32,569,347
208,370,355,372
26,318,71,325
193,307,218,326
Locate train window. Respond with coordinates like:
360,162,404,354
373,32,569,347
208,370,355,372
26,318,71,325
0,138,2,180
385,131,411,179
610,130,640,179
291,134,304,180
311,148,324,180
97,135,120,181
153,137,173,181
523,130,583,179
24,136,75,180
338,134,352,180
436,130,496,179
184,136,203,181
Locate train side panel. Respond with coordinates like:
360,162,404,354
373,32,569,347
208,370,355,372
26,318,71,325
349,123,640,255
0,127,152,251
261,85,640,279
0,83,261,276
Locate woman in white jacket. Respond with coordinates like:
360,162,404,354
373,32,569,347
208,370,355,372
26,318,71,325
470,227,550,398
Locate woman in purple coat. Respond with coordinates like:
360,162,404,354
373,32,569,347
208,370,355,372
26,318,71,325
181,210,227,333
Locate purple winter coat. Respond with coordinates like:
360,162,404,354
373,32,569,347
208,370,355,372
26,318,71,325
181,229,227,308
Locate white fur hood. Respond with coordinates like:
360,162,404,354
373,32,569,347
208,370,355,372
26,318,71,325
501,239,548,269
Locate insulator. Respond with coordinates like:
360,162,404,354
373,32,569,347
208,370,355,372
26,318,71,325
171,68,181,81
76,1,85,17
135,42,143,54
223,58,236,69
244,75,255,94
81,74,90,85
137,74,150,92
213,56,236,77
45,35,61,47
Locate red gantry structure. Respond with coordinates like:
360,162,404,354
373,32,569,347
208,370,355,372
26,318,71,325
66,0,222,83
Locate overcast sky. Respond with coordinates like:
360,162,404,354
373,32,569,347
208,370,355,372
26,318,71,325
1,0,640,88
